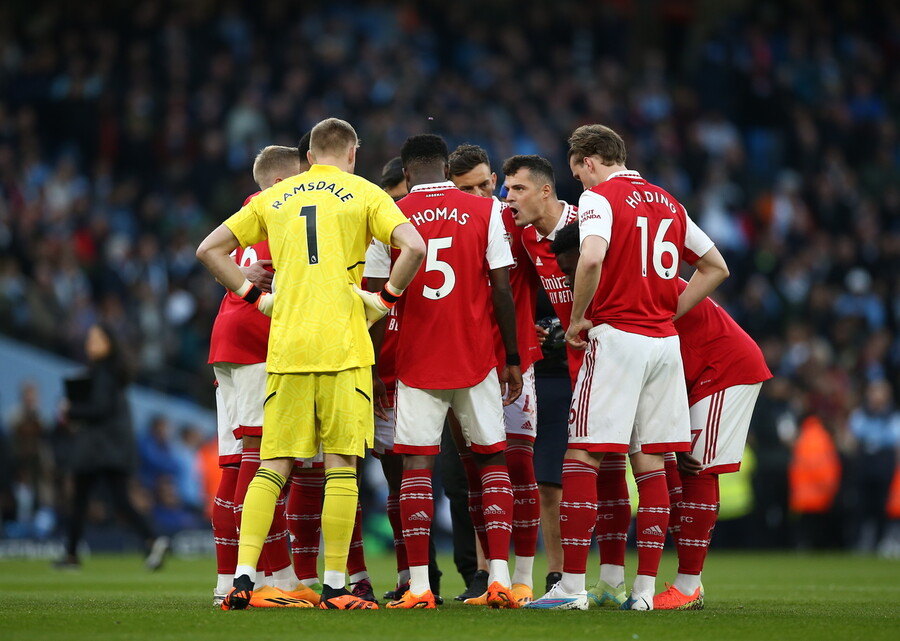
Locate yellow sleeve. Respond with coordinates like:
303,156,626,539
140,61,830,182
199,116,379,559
367,185,410,247
224,199,267,248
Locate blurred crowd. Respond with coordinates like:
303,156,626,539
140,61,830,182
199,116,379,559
1,0,899,551
0,380,216,541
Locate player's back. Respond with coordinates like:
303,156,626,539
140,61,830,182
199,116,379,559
585,172,687,338
225,164,406,373
673,278,772,404
394,182,509,389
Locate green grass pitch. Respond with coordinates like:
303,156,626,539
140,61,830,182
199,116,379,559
1,550,898,641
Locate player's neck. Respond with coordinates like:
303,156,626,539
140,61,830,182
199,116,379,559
534,199,565,238
407,169,448,188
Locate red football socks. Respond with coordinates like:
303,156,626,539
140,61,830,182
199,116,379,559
595,453,630,567
213,464,239,575
287,472,323,580
506,444,540,557
560,458,598,574
480,465,514,561
634,469,670,577
676,473,719,576
399,469,433,567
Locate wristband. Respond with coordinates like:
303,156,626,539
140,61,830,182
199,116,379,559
380,284,401,305
236,279,263,305
505,353,521,367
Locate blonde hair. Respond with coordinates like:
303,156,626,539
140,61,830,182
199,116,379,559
252,145,301,189
309,118,358,158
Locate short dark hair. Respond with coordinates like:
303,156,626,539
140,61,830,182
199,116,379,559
310,118,358,156
568,124,627,166
502,155,555,188
449,144,490,177
400,134,449,170
381,156,405,188
550,221,580,257
298,130,311,157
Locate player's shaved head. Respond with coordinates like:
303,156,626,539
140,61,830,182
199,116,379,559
252,145,301,190
567,124,627,167
309,118,358,157
550,221,580,257
502,155,555,189
401,135,449,169
448,144,490,177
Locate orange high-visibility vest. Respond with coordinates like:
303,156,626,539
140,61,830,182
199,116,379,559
789,416,842,514
887,464,900,519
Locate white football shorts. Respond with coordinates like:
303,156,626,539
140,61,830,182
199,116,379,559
503,364,537,442
394,370,506,455
689,383,762,474
567,324,691,454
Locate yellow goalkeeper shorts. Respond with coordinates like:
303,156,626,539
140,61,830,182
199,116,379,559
260,368,373,460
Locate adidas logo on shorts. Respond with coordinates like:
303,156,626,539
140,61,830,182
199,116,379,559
642,525,664,536
409,511,430,521
484,504,506,516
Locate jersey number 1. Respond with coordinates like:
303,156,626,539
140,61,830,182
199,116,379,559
299,205,318,265
635,216,678,279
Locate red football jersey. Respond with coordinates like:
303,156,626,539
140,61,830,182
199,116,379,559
362,248,400,404
493,203,543,373
208,241,273,364
674,279,772,405
379,307,400,404
520,202,584,386
393,182,513,389
208,192,272,365
579,171,714,338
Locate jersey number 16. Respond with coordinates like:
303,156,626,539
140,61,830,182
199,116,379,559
635,216,678,279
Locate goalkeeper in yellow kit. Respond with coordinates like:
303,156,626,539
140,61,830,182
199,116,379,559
197,117,425,610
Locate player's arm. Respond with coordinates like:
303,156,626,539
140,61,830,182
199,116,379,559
366,274,390,421
240,260,274,293
197,224,273,316
674,215,729,321
566,234,607,349
387,222,426,291
355,222,425,327
489,266,522,405
566,191,611,350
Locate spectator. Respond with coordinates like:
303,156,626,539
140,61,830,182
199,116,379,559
848,380,900,551
55,322,169,569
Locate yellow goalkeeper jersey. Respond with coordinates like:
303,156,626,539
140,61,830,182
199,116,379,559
225,164,409,373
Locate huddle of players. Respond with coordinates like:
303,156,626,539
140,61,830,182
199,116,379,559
201,118,771,612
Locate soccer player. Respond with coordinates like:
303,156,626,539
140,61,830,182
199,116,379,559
500,154,580,593
548,220,772,610
384,134,521,609
526,124,728,611
505,157,630,608
209,145,318,608
197,117,425,611
449,145,543,606
366,157,444,603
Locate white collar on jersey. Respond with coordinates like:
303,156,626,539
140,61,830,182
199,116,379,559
535,201,575,242
409,181,458,193
604,169,642,181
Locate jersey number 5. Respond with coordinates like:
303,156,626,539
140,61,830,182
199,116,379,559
299,205,319,265
635,216,678,279
423,237,455,299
